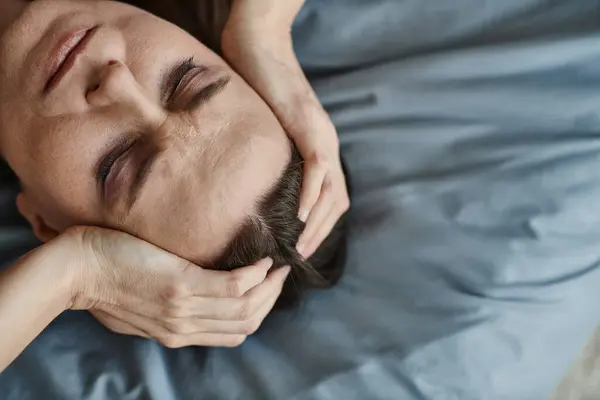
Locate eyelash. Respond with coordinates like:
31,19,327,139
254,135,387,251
166,56,196,103
97,138,137,185
97,57,196,187
97,153,118,183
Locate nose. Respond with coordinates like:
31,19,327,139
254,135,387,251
86,60,164,123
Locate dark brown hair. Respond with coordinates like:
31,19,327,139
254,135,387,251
213,146,348,309
11,2,348,308
0,145,347,308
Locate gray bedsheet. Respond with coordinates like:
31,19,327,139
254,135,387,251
3,0,600,399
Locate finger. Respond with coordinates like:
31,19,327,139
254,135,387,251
107,302,268,336
301,207,343,258
91,266,287,343
106,258,273,323
297,156,328,222
162,276,287,336
95,310,249,348
187,266,291,320
186,257,273,298
244,278,285,327
204,284,283,336
296,178,334,252
162,332,248,349
92,310,151,339
94,305,246,341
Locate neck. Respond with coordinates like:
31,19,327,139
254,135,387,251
0,0,27,37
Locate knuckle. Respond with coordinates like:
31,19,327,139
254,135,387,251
235,299,252,321
223,335,247,348
322,178,335,193
165,319,187,335
162,280,189,301
243,319,261,335
339,197,351,212
162,305,185,320
225,274,245,298
101,323,122,335
311,153,329,169
159,333,183,349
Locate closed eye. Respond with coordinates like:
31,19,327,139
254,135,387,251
160,56,229,111
96,58,230,210
96,136,137,187
161,56,196,105
96,57,196,204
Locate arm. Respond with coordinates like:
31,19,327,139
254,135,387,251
0,226,289,373
0,239,73,370
222,0,350,257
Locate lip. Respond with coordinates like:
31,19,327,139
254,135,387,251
44,25,99,94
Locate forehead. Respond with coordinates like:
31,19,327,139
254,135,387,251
123,127,292,264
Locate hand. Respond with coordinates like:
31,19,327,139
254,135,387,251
62,226,290,348
222,0,350,258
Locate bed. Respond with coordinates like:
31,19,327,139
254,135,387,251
2,0,600,398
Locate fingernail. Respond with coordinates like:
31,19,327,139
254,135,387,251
296,242,305,254
281,266,291,276
298,209,309,222
260,257,274,268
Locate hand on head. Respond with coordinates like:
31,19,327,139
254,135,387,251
223,0,350,259
0,0,349,346
62,226,290,348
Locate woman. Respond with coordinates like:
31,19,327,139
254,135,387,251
0,0,349,371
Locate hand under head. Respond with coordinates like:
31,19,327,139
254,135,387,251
0,0,346,307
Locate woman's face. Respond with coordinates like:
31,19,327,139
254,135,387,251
0,0,291,264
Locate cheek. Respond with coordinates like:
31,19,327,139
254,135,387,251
144,217,201,260
124,169,234,265
14,150,102,231
129,205,225,266
32,193,81,233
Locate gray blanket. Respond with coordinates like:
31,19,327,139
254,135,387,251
2,0,600,399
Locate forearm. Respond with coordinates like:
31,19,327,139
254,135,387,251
222,0,310,102
0,244,72,371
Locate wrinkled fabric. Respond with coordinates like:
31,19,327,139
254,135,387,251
2,0,600,399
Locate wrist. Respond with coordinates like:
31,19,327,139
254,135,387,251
41,227,90,310
17,241,75,313
221,7,294,62
222,35,292,68
228,0,305,34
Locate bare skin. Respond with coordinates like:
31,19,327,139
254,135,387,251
0,0,348,371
